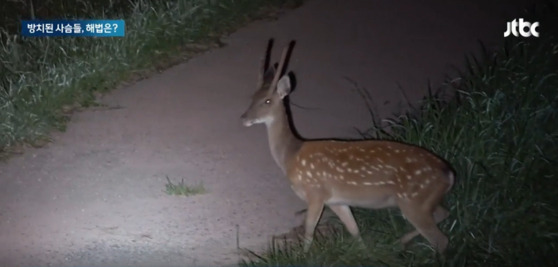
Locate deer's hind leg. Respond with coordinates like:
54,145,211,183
398,201,449,253
399,205,449,245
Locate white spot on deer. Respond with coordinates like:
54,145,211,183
394,149,400,153
405,157,417,163
363,182,373,186
335,167,345,173
397,193,403,198
339,175,345,180
406,174,412,180
297,175,302,181
341,162,348,167
301,159,306,166
347,181,358,185
411,192,418,198
377,158,385,164
385,180,395,185
414,169,422,175
306,171,313,178
424,179,431,185
399,166,407,172
385,165,398,172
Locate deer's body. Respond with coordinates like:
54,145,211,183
288,140,453,208
241,39,454,254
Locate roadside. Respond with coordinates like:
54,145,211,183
0,0,540,266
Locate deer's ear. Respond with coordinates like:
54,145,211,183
276,75,291,99
258,63,277,89
265,63,277,81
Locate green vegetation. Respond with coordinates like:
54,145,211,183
2,0,556,265
164,175,206,196
241,12,558,267
0,0,300,158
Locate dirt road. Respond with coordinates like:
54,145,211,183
0,1,532,266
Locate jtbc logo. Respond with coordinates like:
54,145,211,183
504,18,539,37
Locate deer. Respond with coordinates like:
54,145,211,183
240,39,455,254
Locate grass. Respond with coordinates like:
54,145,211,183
240,13,558,267
3,0,556,265
0,0,302,158
164,175,206,196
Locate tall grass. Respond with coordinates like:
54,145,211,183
0,0,300,157
241,23,558,267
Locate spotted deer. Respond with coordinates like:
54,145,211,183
240,39,455,253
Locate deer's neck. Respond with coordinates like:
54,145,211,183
265,105,303,175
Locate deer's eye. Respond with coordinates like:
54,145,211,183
264,99,271,104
